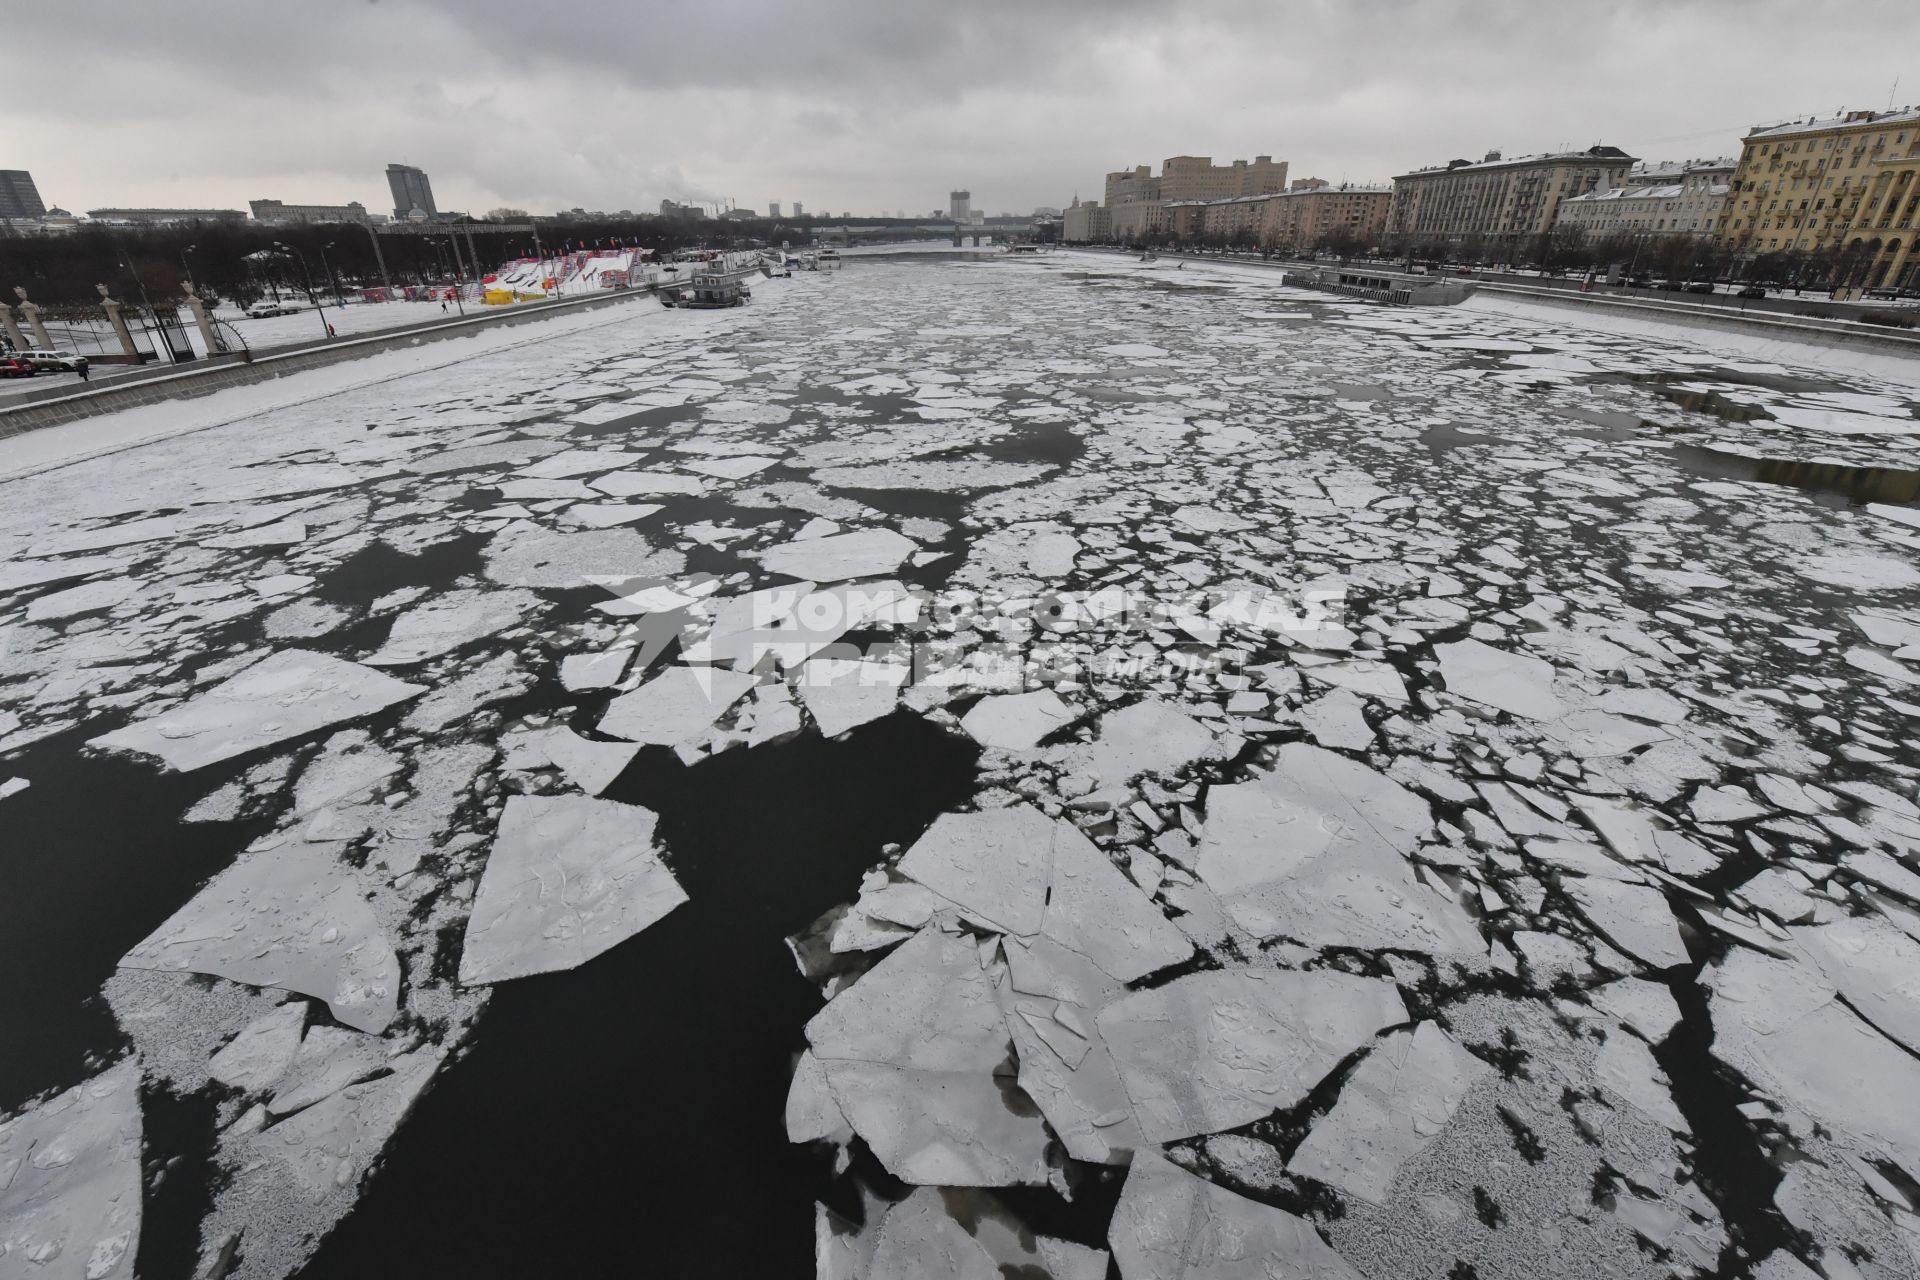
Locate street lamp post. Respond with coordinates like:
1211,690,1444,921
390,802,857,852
320,241,345,306
274,241,331,339
531,225,555,299
180,244,198,296
116,257,172,365
439,239,465,315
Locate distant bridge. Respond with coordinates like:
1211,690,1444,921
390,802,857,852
812,220,1038,248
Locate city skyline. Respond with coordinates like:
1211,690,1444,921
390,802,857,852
4,0,1915,220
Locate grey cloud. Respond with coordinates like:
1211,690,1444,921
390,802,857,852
5,0,1917,218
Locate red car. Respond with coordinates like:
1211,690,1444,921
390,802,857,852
0,356,38,379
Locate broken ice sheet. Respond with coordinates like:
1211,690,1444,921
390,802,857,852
458,794,687,985
1434,637,1565,719
897,804,1056,936
1287,1021,1489,1205
1707,947,1920,1173
1197,742,1481,954
1588,976,1684,1044
208,1001,308,1093
536,727,643,796
239,1046,438,1207
362,587,538,665
598,665,758,745
121,838,400,1032
1109,1149,1365,1280
0,1059,143,1280
866,1187,1108,1280
558,643,634,691
1791,916,1920,1054
482,524,683,588
1042,819,1194,982
1592,1024,1686,1131
959,689,1076,750
1098,967,1406,1141
1047,698,1219,787
1562,875,1690,970
267,1025,389,1115
1300,686,1375,750
88,651,425,773
804,929,1050,1186
755,527,917,582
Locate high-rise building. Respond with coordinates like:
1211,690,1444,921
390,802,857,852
769,201,781,218
793,201,805,217
0,170,48,222
949,190,971,221
386,163,437,220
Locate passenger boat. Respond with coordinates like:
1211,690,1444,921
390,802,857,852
1282,264,1477,306
660,269,752,309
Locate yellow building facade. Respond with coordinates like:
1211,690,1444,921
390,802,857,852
1715,107,1920,293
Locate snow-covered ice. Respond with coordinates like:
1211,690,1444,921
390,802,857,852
458,795,687,984
89,651,424,772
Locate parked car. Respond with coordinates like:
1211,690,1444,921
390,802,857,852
15,348,87,373
1685,281,1717,294
244,300,303,318
1737,284,1769,298
0,356,37,379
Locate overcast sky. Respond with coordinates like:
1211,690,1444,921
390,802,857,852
8,0,1918,220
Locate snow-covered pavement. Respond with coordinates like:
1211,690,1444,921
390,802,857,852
3,252,1920,1279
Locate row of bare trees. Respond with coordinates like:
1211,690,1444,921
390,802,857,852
1,214,811,309
1083,223,1912,292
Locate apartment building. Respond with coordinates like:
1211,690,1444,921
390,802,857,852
1160,154,1289,201
1262,181,1393,250
1387,145,1636,244
1109,198,1171,243
1091,153,1291,245
249,199,371,226
1163,181,1392,250
86,208,248,225
1714,107,1920,290
1061,199,1112,243
1104,165,1160,206
1553,160,1732,239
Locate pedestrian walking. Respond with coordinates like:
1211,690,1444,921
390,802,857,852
78,362,90,383
327,323,337,338
441,301,448,313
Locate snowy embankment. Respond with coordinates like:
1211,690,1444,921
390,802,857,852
0,276,790,482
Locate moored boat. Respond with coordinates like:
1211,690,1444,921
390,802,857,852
1283,264,1477,306
660,269,752,309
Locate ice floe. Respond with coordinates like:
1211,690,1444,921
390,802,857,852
1099,967,1406,1141
89,651,424,772
121,838,400,1031
1110,1149,1365,1279
0,1060,143,1279
458,794,687,984
1287,1021,1489,1204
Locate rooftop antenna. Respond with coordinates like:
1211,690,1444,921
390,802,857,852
1890,77,1901,110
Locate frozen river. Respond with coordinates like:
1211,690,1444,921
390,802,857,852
3,253,1920,1279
